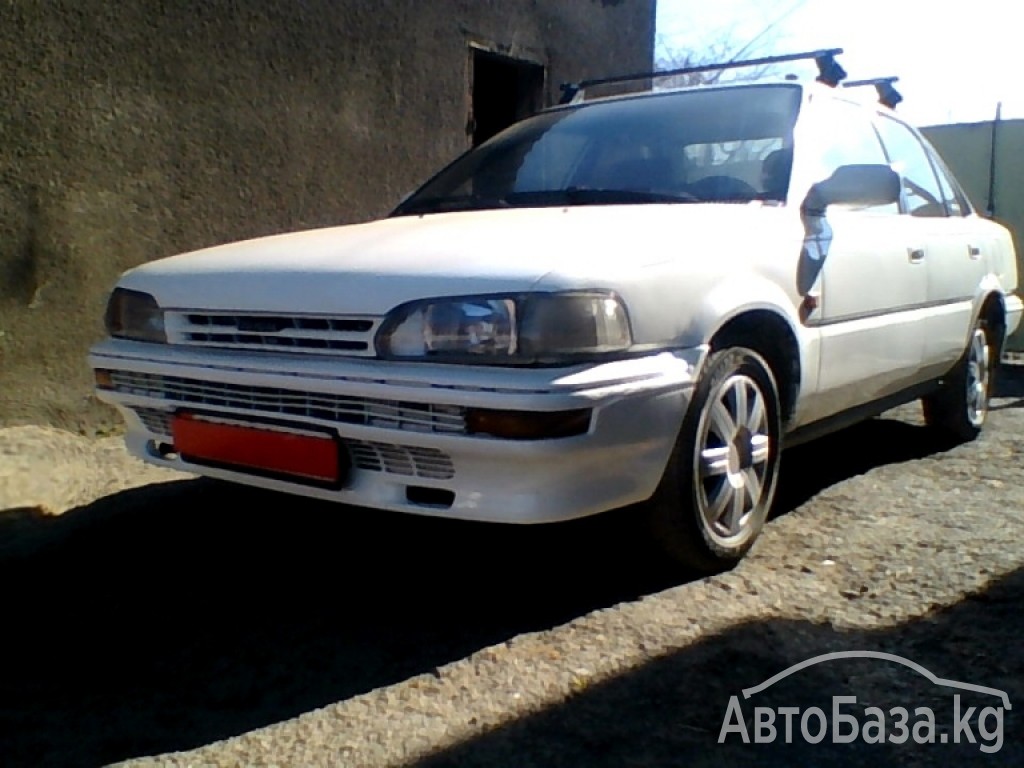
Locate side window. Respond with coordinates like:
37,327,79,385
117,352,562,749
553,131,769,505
803,100,898,214
874,116,948,218
926,146,973,217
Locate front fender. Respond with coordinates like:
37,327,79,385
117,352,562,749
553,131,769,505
688,276,806,344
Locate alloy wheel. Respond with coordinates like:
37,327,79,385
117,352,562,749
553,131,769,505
693,373,772,543
965,327,990,427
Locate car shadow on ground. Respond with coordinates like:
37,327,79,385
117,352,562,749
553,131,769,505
410,567,1024,768
992,358,1024,410
772,360,1023,514
0,385,999,767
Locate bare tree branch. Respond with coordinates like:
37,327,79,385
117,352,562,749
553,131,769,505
655,0,809,88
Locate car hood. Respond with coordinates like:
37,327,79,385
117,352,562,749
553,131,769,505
119,204,788,315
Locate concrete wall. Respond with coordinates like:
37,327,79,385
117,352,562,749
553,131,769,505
0,0,656,430
922,119,1024,350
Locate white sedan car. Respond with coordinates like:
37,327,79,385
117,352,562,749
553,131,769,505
90,73,1021,572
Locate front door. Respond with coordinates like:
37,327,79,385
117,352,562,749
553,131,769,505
794,99,926,416
811,208,928,409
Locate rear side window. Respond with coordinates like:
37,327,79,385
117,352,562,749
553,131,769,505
925,146,973,217
874,115,948,217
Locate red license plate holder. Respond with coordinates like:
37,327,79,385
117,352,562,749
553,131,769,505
172,414,344,486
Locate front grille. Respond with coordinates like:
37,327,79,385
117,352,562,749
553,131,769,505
165,311,380,357
110,371,467,434
347,440,455,479
134,407,174,437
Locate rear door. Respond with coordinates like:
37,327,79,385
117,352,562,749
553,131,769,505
872,115,984,375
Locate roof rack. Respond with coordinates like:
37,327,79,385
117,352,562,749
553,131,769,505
559,48,846,105
843,76,903,109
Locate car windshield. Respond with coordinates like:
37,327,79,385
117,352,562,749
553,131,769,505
392,84,802,216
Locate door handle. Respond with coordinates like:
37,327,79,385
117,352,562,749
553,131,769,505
908,248,926,263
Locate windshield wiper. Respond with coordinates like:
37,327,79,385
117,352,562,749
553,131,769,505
393,187,699,216
504,188,698,207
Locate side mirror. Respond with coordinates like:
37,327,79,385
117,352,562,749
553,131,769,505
802,164,901,214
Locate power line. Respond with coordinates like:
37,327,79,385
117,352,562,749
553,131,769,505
727,0,808,63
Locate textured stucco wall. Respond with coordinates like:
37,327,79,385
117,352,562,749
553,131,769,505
923,119,1024,350
0,0,655,429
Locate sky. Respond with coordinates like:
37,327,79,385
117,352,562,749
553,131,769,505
656,0,1020,126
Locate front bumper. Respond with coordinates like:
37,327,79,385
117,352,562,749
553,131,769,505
89,340,706,523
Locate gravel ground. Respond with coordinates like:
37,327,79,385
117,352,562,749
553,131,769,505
1,364,1023,767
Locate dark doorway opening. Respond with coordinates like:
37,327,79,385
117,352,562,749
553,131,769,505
471,49,545,146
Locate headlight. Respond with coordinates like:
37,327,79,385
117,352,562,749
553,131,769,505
104,287,166,343
376,292,632,363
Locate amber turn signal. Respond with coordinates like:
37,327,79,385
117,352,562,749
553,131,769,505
94,369,114,390
465,408,591,440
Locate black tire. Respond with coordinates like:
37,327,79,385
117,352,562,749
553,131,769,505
646,347,783,574
922,317,996,442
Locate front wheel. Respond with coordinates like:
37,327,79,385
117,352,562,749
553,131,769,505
922,318,996,442
646,347,782,574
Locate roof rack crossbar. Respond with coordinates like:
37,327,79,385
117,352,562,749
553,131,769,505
844,76,899,87
843,76,903,109
560,48,845,104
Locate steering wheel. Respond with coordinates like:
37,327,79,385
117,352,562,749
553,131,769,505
688,175,759,202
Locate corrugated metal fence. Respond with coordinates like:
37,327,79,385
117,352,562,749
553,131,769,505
923,118,1024,350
